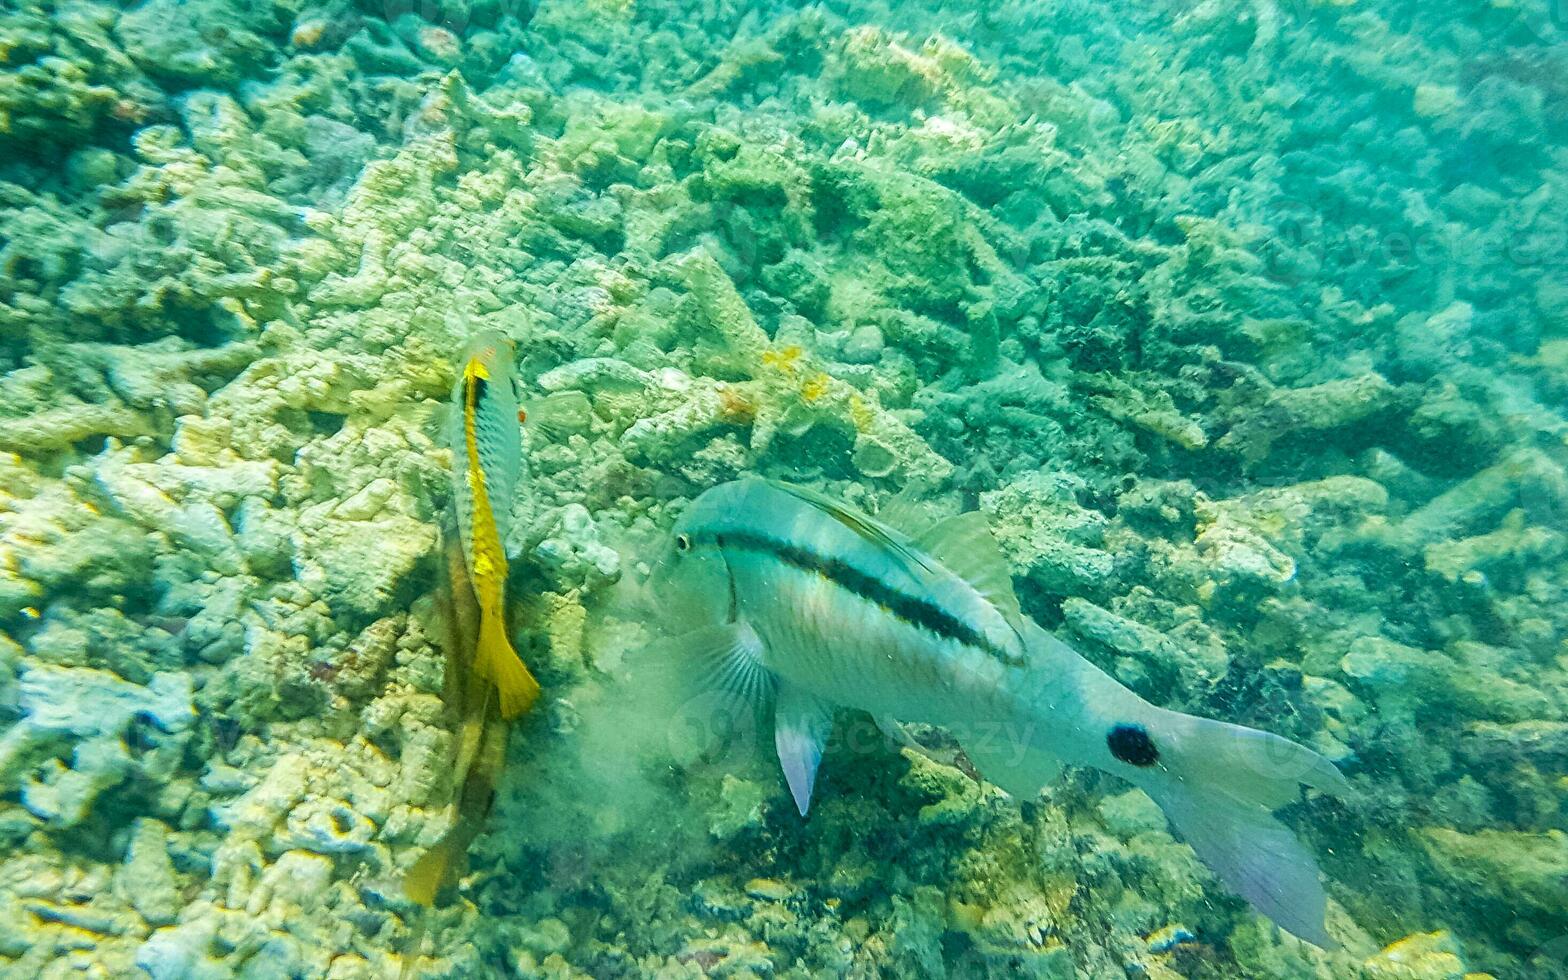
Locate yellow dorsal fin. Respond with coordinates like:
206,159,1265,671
767,480,935,575
916,511,1024,626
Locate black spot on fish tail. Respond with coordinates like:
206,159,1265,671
694,529,1011,662
1107,723,1159,767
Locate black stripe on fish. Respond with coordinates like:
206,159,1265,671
465,374,489,404
694,529,1010,662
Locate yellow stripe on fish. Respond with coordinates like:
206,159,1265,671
450,331,539,719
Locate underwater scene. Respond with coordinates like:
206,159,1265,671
2,0,1567,976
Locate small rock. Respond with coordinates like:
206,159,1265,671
1412,83,1460,118
18,665,194,738
709,775,767,840
281,797,376,854
252,850,334,915
745,877,795,902
841,324,885,364
136,919,227,980
535,504,621,587
122,818,182,926
517,917,571,957
1362,930,1468,980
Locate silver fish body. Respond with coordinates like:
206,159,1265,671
652,477,1351,947
682,481,1026,724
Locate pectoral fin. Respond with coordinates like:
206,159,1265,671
676,621,772,709
774,683,836,816
518,390,593,440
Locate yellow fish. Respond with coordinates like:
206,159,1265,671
448,331,539,719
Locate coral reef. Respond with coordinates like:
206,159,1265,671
1,0,1565,977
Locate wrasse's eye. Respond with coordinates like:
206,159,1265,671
674,533,692,553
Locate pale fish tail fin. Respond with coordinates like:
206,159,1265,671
1135,708,1352,948
476,609,540,720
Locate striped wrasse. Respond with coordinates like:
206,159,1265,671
648,478,1351,947
448,331,540,719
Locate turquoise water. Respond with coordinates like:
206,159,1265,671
2,0,1566,976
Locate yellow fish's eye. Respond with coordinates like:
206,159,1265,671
674,533,692,553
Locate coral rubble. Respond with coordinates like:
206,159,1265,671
1,0,1564,976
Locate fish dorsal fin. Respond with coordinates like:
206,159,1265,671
917,512,1024,625
767,480,935,575
872,481,953,539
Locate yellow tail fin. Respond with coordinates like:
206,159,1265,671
402,843,451,908
476,609,540,719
